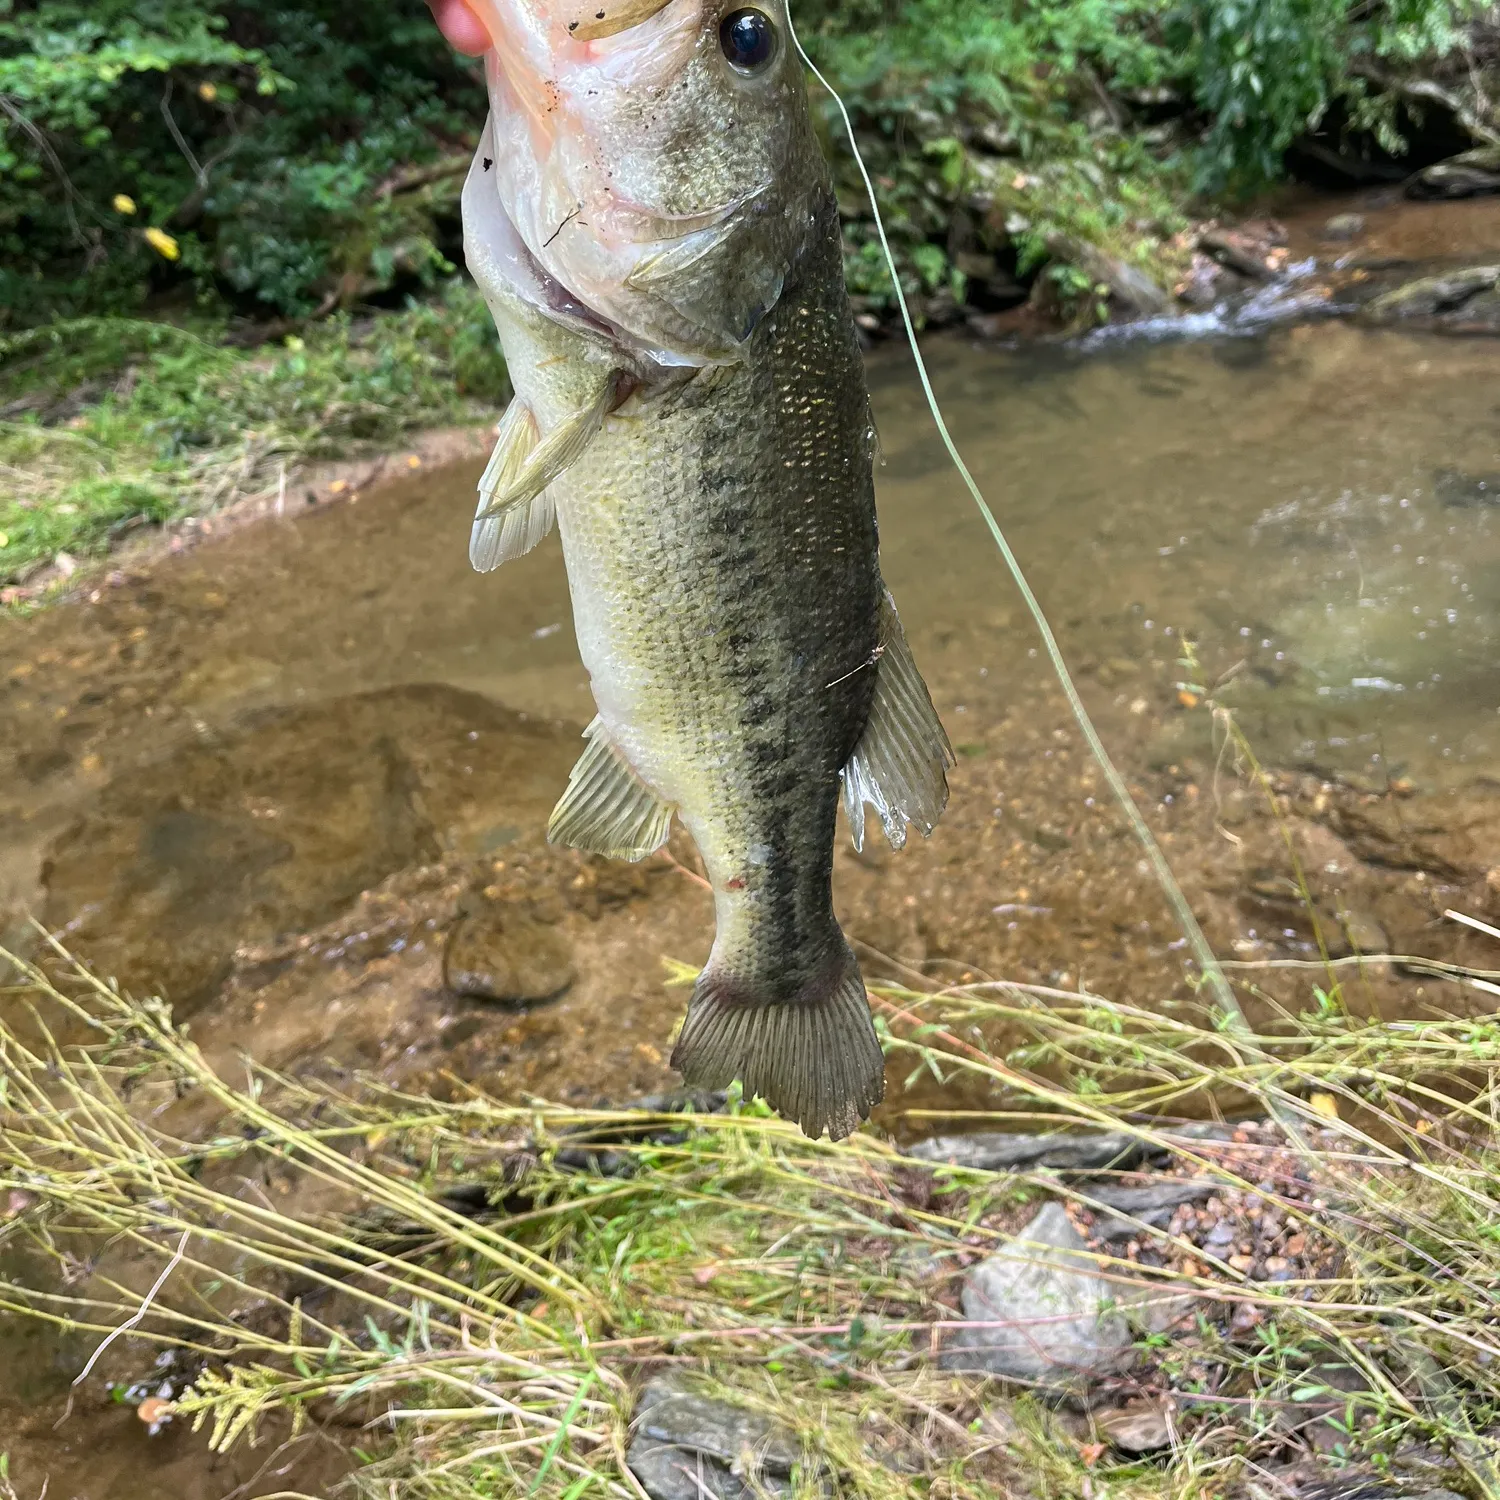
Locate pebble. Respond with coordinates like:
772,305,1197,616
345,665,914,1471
1323,212,1367,241
1098,1400,1173,1454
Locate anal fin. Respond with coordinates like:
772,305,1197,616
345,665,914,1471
548,716,673,861
841,589,955,852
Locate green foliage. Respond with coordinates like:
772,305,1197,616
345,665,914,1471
800,0,1487,311
798,0,1193,318
1185,0,1486,188
0,282,506,587
0,0,483,320
2,0,1488,329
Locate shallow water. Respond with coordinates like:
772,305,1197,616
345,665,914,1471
3,314,1500,1494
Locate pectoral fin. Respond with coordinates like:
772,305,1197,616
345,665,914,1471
841,590,954,852
472,372,622,548
470,398,551,572
548,717,674,861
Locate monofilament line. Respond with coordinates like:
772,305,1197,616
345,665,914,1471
787,12,1244,1031
58,1227,192,1425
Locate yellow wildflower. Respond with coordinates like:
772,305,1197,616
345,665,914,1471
112,194,137,215
198,81,218,102
143,228,181,262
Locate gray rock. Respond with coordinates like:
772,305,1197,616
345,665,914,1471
904,1130,1146,1173
1442,287,1500,333
1116,1278,1199,1336
1246,1464,1464,1500
627,1373,806,1500
1322,213,1366,242
940,1203,1136,1390
1084,1178,1220,1215
1200,228,1276,281
1363,266,1500,323
1081,1178,1219,1238
1407,145,1500,200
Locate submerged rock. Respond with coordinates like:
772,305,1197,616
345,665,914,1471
39,684,577,1011
1434,466,1500,507
1200,227,1279,281
1322,213,1366,242
442,901,576,1004
1406,145,1500,200
627,1372,807,1500
1361,265,1500,331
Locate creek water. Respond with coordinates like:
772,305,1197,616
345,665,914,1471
3,236,1500,1495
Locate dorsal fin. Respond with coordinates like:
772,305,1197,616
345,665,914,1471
548,717,674,861
841,590,954,852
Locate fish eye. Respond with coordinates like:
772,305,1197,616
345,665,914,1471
719,8,777,73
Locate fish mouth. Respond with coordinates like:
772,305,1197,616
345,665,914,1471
468,114,779,367
463,118,629,348
467,0,794,364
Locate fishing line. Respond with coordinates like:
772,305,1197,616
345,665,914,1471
786,12,1244,1030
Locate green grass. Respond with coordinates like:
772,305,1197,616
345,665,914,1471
0,284,508,594
4,934,1500,1499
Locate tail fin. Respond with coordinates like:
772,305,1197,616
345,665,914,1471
670,950,885,1141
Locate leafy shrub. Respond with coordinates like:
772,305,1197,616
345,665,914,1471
1184,0,1487,188
0,0,484,321
0,0,1489,329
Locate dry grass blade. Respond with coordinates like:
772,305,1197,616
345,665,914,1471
2,939,1499,1498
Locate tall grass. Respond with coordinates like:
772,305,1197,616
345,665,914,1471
3,931,1500,1498
0,286,507,592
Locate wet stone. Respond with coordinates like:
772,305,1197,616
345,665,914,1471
1434,467,1500,508
1406,145,1500,200
627,1372,806,1500
1362,265,1500,327
905,1130,1147,1174
442,903,576,1004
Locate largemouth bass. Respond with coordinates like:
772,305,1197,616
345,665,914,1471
459,0,952,1138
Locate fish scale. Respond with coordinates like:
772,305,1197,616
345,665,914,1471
460,0,952,1138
